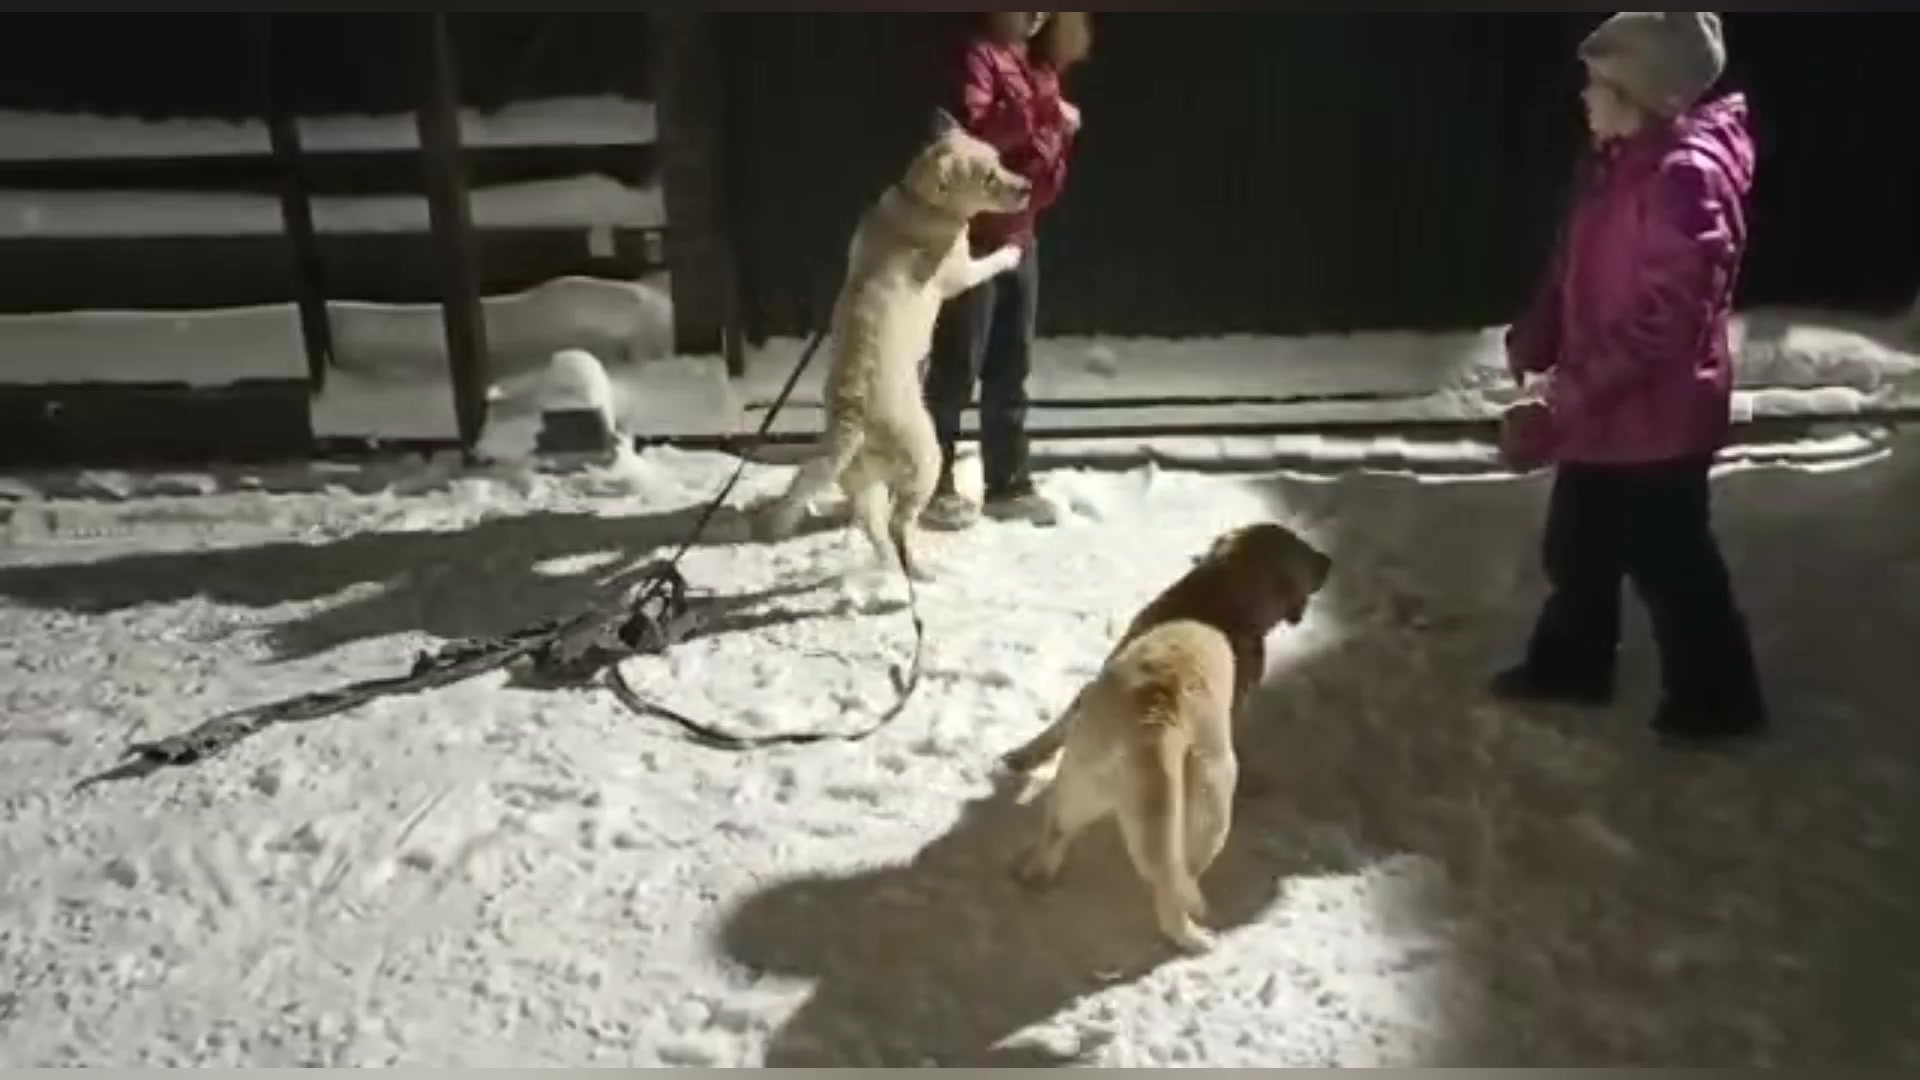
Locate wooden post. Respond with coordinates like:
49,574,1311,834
653,13,747,376
254,14,334,396
415,12,491,453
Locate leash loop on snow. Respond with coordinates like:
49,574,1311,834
82,327,928,787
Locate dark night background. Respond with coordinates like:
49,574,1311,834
0,13,1914,340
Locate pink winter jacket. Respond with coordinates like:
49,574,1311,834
1507,93,1757,465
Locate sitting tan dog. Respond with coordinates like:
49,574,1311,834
1002,522,1333,954
753,114,1031,581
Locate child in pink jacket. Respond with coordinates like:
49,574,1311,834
1496,12,1767,746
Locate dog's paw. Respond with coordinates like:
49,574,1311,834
750,499,801,542
1011,849,1060,893
987,245,1023,276
1163,919,1217,956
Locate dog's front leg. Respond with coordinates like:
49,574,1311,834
1231,637,1266,716
937,243,1023,300
754,426,865,542
1230,637,1277,803
1185,749,1238,881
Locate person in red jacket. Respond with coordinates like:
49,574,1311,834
922,12,1090,531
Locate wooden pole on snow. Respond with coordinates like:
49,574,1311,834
415,12,492,454
254,14,335,396
652,13,749,378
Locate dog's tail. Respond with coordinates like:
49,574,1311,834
1001,685,1085,775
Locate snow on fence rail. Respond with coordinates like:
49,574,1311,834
0,176,665,239
0,95,668,322
0,93,673,460
0,96,657,162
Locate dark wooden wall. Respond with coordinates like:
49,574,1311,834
0,13,663,315
721,13,1920,340
0,13,667,464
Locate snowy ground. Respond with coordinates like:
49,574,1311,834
4,427,1920,1067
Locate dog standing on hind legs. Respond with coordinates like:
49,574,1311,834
1003,523,1334,954
752,114,1033,582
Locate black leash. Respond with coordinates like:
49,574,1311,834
79,563,699,788
606,325,930,750
79,327,928,788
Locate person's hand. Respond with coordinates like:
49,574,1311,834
1059,100,1082,135
1499,400,1556,473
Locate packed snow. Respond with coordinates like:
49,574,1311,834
0,96,656,162
3,421,1920,1066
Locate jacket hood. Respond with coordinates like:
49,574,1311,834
1675,92,1756,198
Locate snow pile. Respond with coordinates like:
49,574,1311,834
313,277,691,443
0,96,656,162
0,276,680,440
0,304,306,389
737,310,1920,423
1,279,1913,457
724,311,1920,471
3,434,1919,1065
540,349,619,419
319,276,675,382
1732,310,1920,401
0,176,664,239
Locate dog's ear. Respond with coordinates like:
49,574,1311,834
929,109,962,140
1201,527,1245,566
926,149,962,200
1281,582,1310,626
1272,563,1310,626
1275,546,1332,625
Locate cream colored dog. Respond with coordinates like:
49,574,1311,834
1003,523,1334,954
753,115,1032,580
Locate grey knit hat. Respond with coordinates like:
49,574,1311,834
1580,12,1728,118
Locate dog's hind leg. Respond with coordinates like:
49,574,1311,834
1013,746,1106,891
755,422,864,542
887,509,932,584
1184,749,1238,882
1117,732,1214,955
884,408,943,583
839,450,893,569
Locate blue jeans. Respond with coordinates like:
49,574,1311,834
923,240,1039,499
